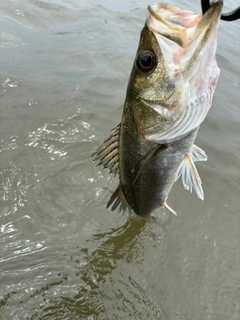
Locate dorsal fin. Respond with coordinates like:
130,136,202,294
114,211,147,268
91,125,120,176
107,184,132,213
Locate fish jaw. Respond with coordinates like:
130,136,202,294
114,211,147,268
147,1,223,64
146,1,223,83
139,1,223,144
125,1,222,145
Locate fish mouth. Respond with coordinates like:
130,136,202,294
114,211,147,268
140,98,173,120
147,1,223,48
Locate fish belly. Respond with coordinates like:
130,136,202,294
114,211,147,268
120,127,199,216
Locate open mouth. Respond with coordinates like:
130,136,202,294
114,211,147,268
146,1,223,48
148,3,202,29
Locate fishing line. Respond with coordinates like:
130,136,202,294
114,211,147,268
201,0,240,21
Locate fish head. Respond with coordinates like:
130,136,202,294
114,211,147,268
127,1,223,137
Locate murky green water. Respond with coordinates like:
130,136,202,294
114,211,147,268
0,0,240,319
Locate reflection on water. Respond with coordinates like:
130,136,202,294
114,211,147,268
26,217,169,320
0,0,240,319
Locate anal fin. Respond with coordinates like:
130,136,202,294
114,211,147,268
107,184,132,213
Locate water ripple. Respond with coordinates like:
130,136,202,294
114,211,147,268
26,115,94,163
0,161,29,215
0,136,18,153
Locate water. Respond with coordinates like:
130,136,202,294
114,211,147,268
0,0,239,319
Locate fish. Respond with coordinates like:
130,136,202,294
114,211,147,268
92,1,223,217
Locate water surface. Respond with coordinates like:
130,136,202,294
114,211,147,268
0,0,240,319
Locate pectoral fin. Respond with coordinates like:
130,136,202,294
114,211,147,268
133,144,167,185
91,125,120,175
175,153,204,200
191,144,207,162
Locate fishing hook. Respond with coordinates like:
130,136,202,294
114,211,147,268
201,0,240,21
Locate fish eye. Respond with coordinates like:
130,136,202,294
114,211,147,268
136,50,156,74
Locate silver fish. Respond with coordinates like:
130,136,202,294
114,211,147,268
92,1,223,216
